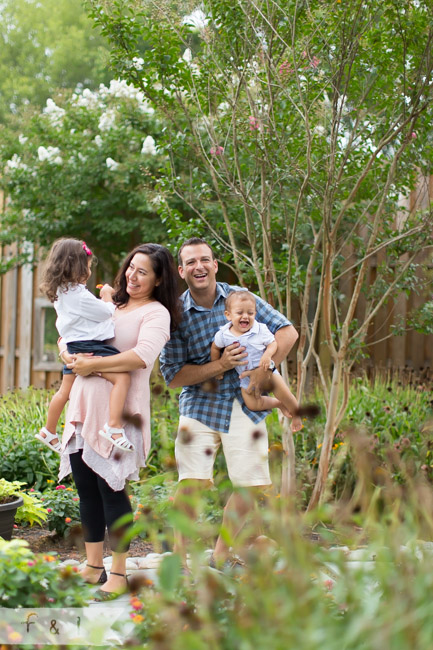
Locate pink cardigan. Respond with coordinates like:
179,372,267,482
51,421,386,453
62,301,171,459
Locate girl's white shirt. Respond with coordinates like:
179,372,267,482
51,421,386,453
54,283,115,342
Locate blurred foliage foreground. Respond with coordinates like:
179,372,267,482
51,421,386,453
0,374,432,648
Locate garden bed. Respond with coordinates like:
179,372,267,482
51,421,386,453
12,524,153,562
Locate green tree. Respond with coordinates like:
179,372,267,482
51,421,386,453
0,0,112,124
0,80,167,275
86,0,433,505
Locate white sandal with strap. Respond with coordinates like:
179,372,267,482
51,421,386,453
35,427,62,454
98,423,135,453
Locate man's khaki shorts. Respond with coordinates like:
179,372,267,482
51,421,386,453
175,399,271,487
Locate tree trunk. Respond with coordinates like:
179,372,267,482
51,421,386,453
307,358,342,510
281,420,296,498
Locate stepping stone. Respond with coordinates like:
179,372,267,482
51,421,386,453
345,548,375,562
328,546,350,555
136,553,163,569
344,560,376,572
58,559,80,568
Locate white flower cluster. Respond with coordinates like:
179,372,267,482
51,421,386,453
71,80,154,117
131,56,144,71
182,8,209,31
106,157,119,170
4,153,28,173
182,48,192,63
150,194,164,206
98,108,117,132
217,101,230,114
100,80,154,115
43,99,66,128
141,135,157,155
104,79,140,99
71,88,100,109
37,146,62,164
180,48,200,77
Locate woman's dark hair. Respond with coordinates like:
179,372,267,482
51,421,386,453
40,238,94,303
113,243,182,331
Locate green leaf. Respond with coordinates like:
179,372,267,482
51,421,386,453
158,553,181,596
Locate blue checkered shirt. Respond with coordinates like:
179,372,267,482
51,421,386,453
160,283,291,433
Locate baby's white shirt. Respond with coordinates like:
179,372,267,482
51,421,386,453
54,283,115,343
213,320,275,373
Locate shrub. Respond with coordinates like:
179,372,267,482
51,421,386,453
38,485,81,537
0,389,64,488
124,441,433,649
292,375,433,505
0,538,90,608
128,534,433,650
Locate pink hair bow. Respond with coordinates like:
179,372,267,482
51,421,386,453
82,241,92,256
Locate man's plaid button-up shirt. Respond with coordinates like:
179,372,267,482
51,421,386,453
159,283,292,433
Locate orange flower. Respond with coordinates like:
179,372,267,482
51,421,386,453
130,597,143,610
131,614,144,623
65,517,72,523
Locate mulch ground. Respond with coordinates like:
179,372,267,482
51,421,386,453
12,525,153,562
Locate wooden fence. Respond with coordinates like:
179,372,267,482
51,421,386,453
1,179,432,394
0,241,63,393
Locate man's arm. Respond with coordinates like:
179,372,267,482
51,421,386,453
273,324,299,365
167,343,247,389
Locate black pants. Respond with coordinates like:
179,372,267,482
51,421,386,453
69,450,133,552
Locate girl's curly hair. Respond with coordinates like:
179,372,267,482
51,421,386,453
40,238,94,302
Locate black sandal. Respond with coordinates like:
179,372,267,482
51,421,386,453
84,564,107,585
93,571,128,602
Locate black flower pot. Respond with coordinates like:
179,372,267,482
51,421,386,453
0,496,23,540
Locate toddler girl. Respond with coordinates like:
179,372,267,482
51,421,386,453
210,290,303,432
36,238,134,454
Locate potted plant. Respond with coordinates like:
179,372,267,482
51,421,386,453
0,479,47,540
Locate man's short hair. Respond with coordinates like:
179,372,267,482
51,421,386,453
177,238,216,265
225,290,256,311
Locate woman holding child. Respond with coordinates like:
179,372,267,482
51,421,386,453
57,242,181,600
